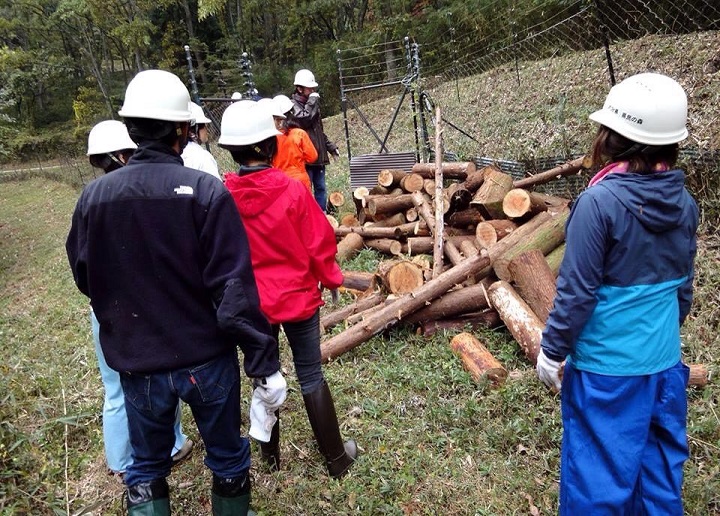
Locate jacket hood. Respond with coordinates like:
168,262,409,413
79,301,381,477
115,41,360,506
224,167,291,218
599,169,693,233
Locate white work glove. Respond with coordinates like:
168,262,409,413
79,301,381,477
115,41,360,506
308,92,320,99
536,349,563,392
248,371,287,442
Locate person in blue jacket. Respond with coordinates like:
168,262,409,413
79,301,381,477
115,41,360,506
536,72,698,514
67,70,285,516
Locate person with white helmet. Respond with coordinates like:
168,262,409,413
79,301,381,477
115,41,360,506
181,102,221,180
263,95,317,190
67,69,284,516
219,101,357,478
85,120,194,478
287,69,340,211
537,72,698,513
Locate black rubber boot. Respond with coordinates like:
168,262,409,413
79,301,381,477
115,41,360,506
302,380,358,478
211,473,254,516
126,479,170,515
260,409,280,471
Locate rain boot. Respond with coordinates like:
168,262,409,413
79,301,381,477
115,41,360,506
302,380,358,478
211,473,254,516
260,409,280,471
126,479,171,516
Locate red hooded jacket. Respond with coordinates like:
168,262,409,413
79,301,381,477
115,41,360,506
224,167,343,324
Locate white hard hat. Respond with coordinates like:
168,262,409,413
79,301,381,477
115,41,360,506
257,97,285,119
589,72,688,146
118,70,192,122
231,91,242,100
87,120,137,156
218,101,281,147
294,69,318,88
189,102,212,125
272,95,294,116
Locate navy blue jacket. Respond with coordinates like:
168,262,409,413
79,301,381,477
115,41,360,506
541,169,698,375
66,141,279,376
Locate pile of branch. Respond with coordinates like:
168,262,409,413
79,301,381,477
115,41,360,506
323,157,709,389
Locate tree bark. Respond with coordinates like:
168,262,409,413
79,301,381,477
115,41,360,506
320,253,493,362
475,219,518,248
418,310,502,337
502,188,570,219
377,259,425,294
336,232,364,262
450,332,508,385
320,291,384,332
471,167,515,219
341,270,377,292
365,238,403,256
412,161,476,180
403,235,477,255
492,208,569,281
340,213,360,227
508,249,557,324
403,279,493,325
512,156,588,189
411,191,437,235
447,208,484,229
545,243,565,277
366,193,416,217
486,280,544,365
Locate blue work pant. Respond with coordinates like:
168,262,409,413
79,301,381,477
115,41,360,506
91,310,187,473
560,361,689,515
120,349,250,487
306,164,327,212
272,309,324,394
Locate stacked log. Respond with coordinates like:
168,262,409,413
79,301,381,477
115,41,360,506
324,157,709,388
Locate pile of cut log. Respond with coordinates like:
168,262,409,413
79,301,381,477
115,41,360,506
322,157,708,389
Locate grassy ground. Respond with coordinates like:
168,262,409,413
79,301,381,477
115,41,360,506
0,170,719,515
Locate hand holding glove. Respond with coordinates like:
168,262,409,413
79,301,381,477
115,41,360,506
536,349,563,392
308,92,320,99
249,371,287,442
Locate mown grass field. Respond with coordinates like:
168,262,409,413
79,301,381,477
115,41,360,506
0,165,719,516
2,30,720,516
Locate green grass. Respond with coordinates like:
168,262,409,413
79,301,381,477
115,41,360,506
1,176,719,515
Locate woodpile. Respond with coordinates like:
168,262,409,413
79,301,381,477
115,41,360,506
322,157,709,389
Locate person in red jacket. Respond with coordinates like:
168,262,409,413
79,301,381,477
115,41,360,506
219,100,357,479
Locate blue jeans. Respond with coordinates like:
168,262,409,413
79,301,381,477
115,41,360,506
306,164,327,212
560,361,689,515
91,310,187,473
120,349,250,487
272,310,324,394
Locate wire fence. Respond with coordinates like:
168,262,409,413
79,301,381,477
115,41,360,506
333,0,720,203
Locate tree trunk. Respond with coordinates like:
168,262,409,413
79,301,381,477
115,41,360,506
545,243,565,276
447,208,485,229
513,156,588,189
320,253,492,362
502,188,570,219
400,173,425,193
377,168,407,187
492,207,569,281
367,212,407,228
365,238,403,256
377,259,425,294
320,291,384,332
366,193,416,217
412,161,476,180
403,235,477,255
508,249,557,324
336,233,364,262
403,279,493,325
340,214,360,227
450,332,508,385
328,191,345,210
475,219,518,248
470,167,515,219
460,240,479,258
487,281,544,365
341,270,376,292
418,309,502,336
411,191,437,235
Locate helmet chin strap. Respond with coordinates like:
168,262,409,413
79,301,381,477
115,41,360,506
614,142,647,159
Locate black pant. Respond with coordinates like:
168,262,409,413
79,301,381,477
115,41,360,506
272,309,324,394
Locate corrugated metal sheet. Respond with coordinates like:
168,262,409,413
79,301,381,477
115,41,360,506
349,152,418,189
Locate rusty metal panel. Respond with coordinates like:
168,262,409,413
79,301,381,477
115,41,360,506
349,152,418,189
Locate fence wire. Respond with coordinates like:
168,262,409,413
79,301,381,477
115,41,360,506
334,0,719,203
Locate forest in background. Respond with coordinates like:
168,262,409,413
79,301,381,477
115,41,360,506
1,0,718,163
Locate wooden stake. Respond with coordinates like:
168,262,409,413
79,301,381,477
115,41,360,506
433,105,445,279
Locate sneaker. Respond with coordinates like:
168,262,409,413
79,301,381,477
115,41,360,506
171,439,194,466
